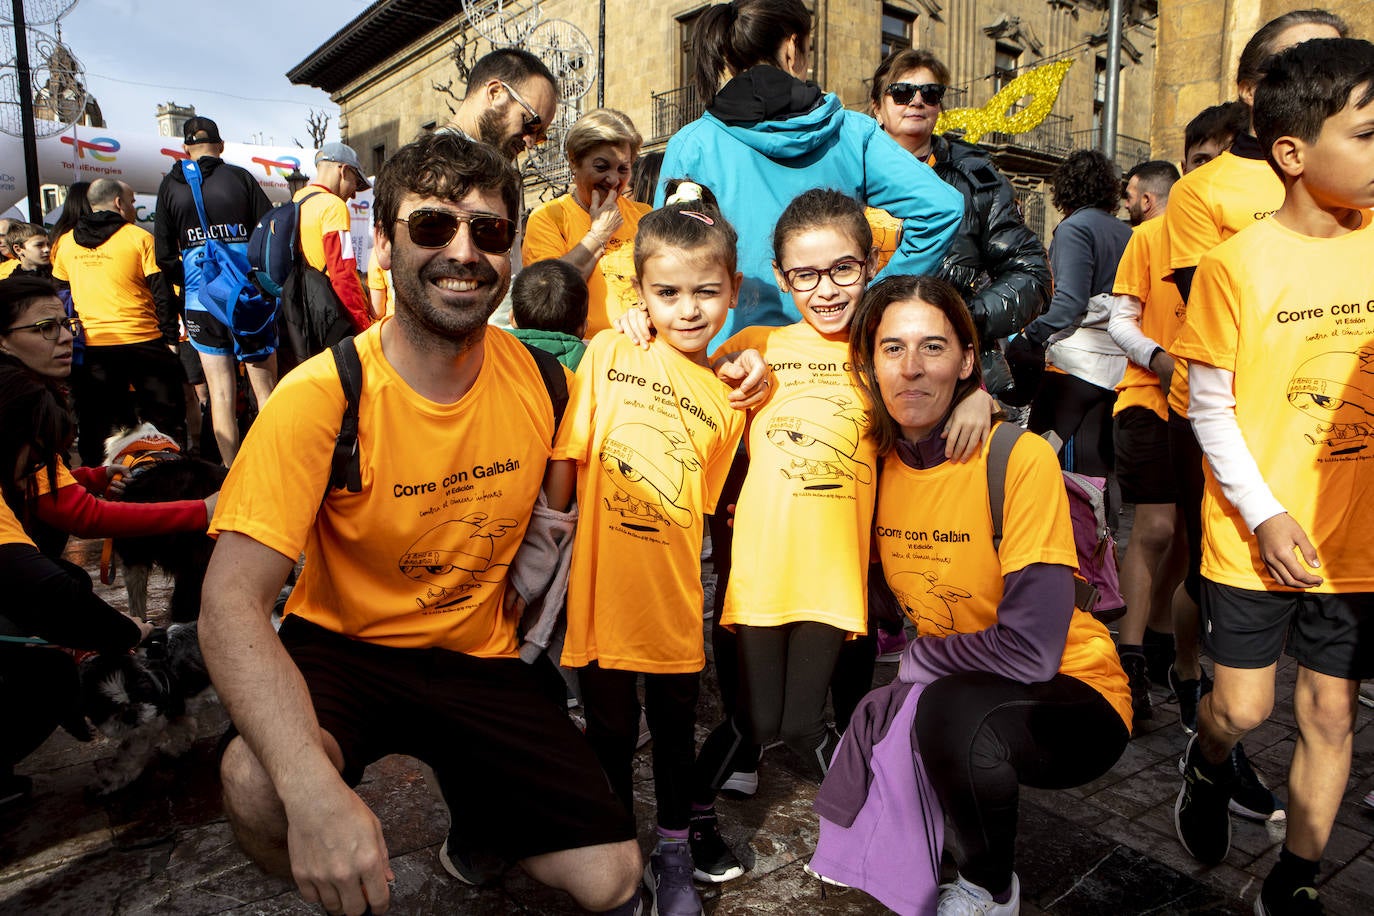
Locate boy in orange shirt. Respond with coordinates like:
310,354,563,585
545,197,748,916
1172,38,1374,916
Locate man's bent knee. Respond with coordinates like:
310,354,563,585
521,839,642,912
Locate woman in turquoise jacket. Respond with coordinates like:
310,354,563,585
657,0,963,348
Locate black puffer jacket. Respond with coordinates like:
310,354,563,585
928,135,1051,346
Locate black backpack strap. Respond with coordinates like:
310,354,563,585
327,336,364,500
519,342,569,432
985,422,1024,552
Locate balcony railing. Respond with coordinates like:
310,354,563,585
976,113,1075,160
1071,128,1152,166
650,84,704,144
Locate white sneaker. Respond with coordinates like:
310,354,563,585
803,861,850,888
936,873,1020,916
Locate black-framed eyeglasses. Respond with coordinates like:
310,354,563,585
2,316,82,340
885,82,947,107
396,209,516,254
499,80,544,138
782,259,866,292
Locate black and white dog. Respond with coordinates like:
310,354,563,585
102,424,226,622
79,622,216,795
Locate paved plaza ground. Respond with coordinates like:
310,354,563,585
3,536,1373,914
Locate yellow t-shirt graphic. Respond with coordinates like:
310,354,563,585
1173,213,1374,593
719,322,877,635
555,331,745,673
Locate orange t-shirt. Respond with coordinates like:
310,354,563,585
522,193,651,335
1163,150,1284,418
211,319,557,654
1111,216,1184,420
555,331,745,673
0,498,35,547
1172,214,1374,593
874,427,1133,729
28,460,79,497
50,224,164,346
718,321,876,635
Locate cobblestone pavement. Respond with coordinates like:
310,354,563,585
3,537,1373,914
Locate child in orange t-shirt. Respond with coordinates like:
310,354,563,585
1171,39,1374,916
544,196,747,916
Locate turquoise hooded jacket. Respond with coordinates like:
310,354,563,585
657,88,964,349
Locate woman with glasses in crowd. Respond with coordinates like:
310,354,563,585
523,109,652,335
0,275,214,560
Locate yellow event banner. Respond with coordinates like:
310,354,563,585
936,59,1074,144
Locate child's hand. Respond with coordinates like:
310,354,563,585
713,349,772,410
104,465,129,498
943,389,994,462
1150,350,1176,401
1254,513,1323,589
611,307,654,349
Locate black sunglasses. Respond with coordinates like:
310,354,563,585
885,82,947,106
3,316,82,340
500,80,545,138
396,209,516,254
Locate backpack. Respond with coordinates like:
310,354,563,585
248,192,352,369
179,160,279,361
986,422,1124,623
324,334,570,500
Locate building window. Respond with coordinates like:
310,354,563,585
881,4,916,60
372,144,386,176
993,43,1021,91
679,7,707,89
1094,55,1107,133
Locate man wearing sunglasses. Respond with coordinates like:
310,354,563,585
869,49,1051,405
201,132,644,916
438,48,558,163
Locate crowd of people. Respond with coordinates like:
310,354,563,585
2,2,1372,916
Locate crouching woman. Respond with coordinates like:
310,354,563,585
808,276,1131,916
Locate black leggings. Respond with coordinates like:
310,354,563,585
0,645,81,775
579,663,699,832
72,341,186,466
915,671,1129,893
1029,372,1116,477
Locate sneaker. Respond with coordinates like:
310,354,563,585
644,843,702,916
719,768,758,798
1143,629,1177,687
803,861,851,888
876,627,909,663
1255,883,1323,915
1175,734,1234,864
438,830,504,886
1168,665,1212,735
688,810,744,882
1121,650,1153,725
1229,743,1285,823
936,872,1020,915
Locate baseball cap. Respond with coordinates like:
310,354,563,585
315,142,371,190
183,117,223,145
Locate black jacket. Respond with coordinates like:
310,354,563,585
154,156,271,291
928,135,1051,346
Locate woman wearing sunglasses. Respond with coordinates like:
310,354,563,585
0,275,214,561
523,108,652,335
869,49,1051,406
657,0,962,350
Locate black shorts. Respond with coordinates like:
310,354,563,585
1200,580,1374,680
228,616,634,861
178,340,205,386
1114,406,1175,504
184,305,276,363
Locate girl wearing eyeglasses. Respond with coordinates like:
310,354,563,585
657,0,962,350
868,49,1051,408
523,109,653,336
0,276,215,561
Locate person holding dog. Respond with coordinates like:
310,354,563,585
0,275,215,560
199,133,645,916
0,363,151,811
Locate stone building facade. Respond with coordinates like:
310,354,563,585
291,0,1163,240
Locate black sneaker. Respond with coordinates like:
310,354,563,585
438,829,504,886
1230,743,1285,823
1255,883,1323,915
1175,734,1233,864
1167,665,1211,735
1143,628,1176,686
1121,651,1153,725
689,810,744,883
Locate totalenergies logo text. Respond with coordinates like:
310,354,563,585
61,136,120,162
251,155,302,178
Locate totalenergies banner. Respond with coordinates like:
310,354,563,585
0,119,315,210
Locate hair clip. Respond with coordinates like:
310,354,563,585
666,182,703,205
680,210,715,226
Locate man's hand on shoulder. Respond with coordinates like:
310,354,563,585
286,777,394,915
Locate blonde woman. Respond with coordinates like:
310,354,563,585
523,108,651,334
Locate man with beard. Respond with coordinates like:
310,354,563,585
200,133,644,916
438,48,557,161
294,142,375,335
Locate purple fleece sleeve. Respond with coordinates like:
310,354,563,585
897,563,1075,685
